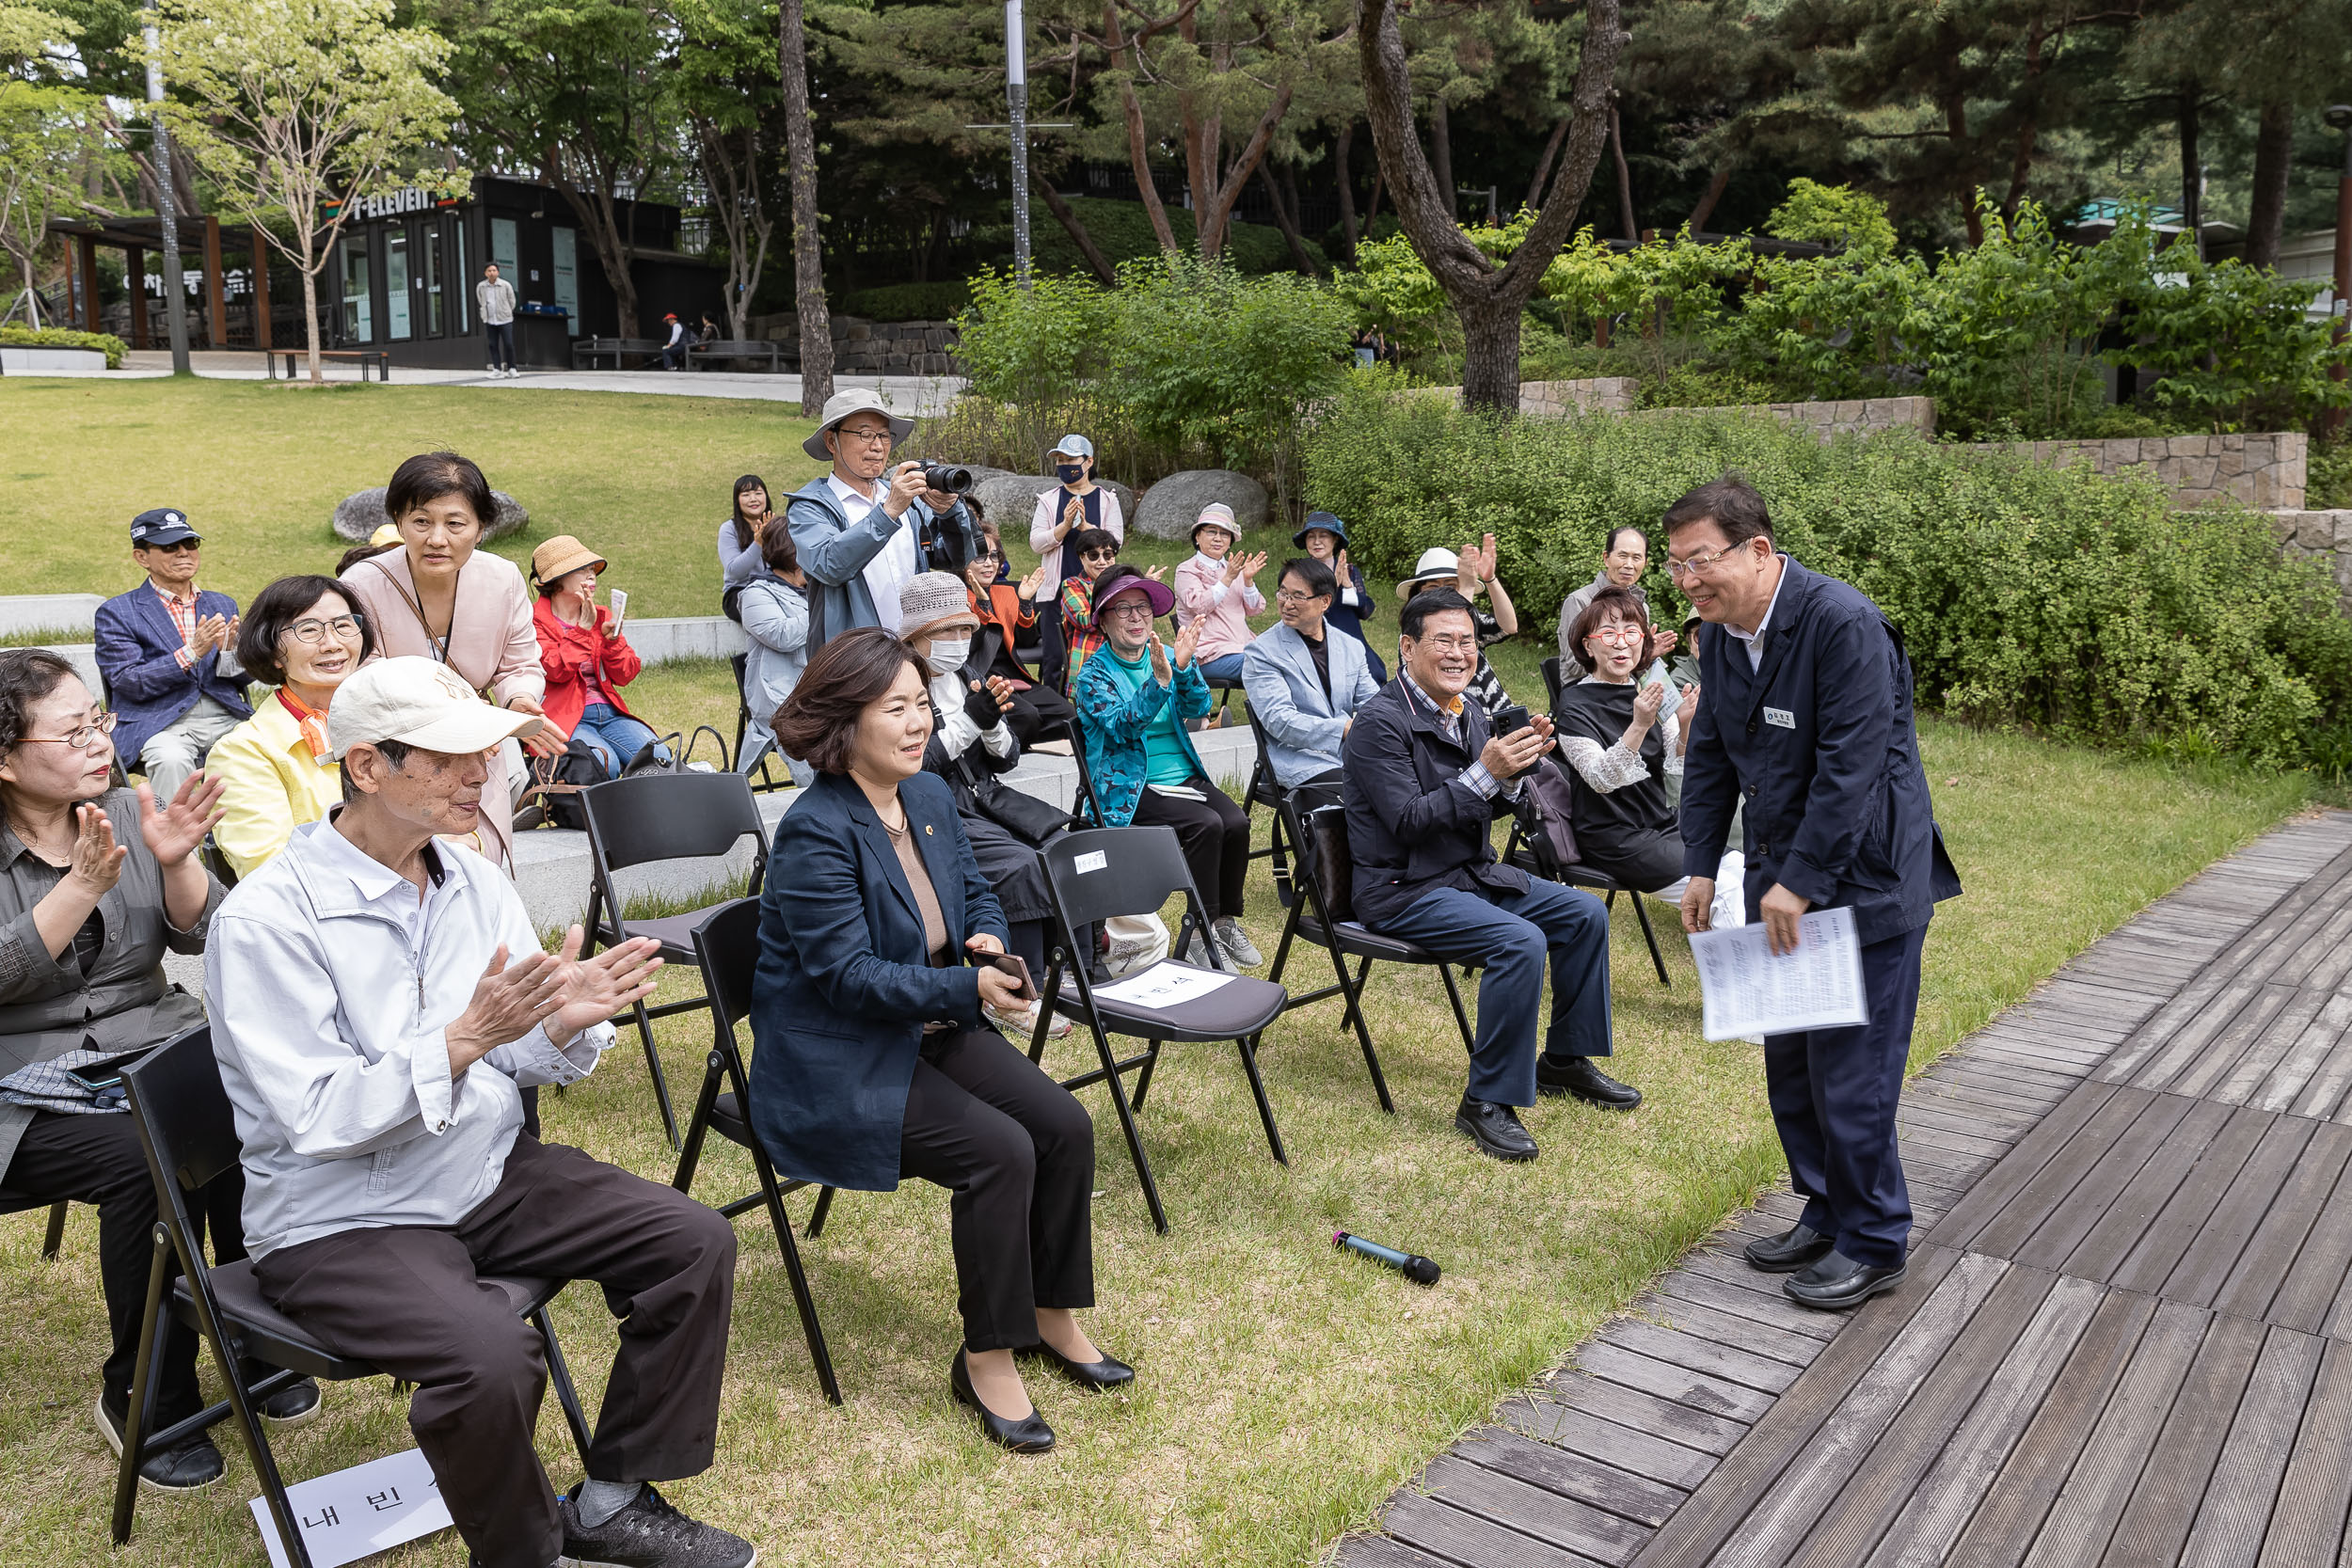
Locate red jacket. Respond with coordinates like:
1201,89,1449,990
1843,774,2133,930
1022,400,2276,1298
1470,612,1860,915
532,595,644,734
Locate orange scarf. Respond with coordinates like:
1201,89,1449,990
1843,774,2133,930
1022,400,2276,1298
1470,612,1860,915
278,689,330,761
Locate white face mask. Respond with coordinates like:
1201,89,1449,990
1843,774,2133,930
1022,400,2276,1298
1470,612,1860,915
926,636,972,672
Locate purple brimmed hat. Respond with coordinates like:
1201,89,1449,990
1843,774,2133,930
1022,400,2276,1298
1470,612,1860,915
1089,564,1175,626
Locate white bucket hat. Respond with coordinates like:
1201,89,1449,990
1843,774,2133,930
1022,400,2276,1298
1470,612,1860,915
803,388,914,461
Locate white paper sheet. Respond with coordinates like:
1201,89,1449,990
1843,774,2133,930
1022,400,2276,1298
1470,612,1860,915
1689,906,1869,1042
250,1447,451,1568
1092,962,1235,1009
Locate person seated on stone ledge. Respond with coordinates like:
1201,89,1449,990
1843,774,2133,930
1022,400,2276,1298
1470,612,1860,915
529,533,671,774
92,506,252,802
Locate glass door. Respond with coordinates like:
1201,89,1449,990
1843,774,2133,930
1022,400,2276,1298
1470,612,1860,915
338,240,373,342
453,215,471,332
385,227,412,340
550,226,580,336
417,219,445,337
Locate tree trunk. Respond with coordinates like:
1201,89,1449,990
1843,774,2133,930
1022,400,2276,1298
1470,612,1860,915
1106,3,1180,253
301,264,322,386
1609,100,1637,242
1687,165,1732,232
1335,121,1359,264
1429,97,1453,222
2178,87,2203,262
1034,176,1119,284
1364,165,1383,226
1357,0,1625,412
1259,160,1321,275
780,0,831,414
1194,84,1293,261
1525,117,1570,214
2246,99,2293,270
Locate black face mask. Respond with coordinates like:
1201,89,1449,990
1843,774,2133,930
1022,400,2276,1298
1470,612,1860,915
1056,463,1085,484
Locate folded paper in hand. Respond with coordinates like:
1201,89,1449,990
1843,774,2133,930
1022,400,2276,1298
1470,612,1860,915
1689,906,1869,1042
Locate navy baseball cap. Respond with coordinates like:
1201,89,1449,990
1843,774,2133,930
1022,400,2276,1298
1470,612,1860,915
129,508,200,547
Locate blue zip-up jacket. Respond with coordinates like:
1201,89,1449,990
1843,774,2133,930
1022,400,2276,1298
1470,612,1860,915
1071,647,1212,826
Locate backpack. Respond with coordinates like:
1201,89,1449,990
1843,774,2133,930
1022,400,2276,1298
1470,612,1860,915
1510,757,1582,879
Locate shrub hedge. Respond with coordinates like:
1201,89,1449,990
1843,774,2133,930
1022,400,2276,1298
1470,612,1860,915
2,325,128,368
1302,374,2352,768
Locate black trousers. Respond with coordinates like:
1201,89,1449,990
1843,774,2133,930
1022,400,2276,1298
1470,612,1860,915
1578,828,1687,894
1131,776,1250,922
1003,684,1076,749
4,1110,244,1425
484,321,514,370
898,1027,1095,1354
253,1137,738,1568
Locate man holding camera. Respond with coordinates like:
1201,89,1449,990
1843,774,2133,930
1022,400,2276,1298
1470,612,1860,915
1342,588,1629,1164
787,388,977,649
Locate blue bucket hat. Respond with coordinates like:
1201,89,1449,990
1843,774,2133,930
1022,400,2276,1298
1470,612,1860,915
1294,510,1349,550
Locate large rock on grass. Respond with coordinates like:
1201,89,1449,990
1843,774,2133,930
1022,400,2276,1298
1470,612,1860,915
333,487,530,545
970,472,1137,543
1133,469,1268,542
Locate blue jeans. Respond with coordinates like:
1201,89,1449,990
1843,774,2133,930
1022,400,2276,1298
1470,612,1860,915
1378,878,1613,1106
573,705,667,773
1196,652,1246,683
1766,923,1927,1269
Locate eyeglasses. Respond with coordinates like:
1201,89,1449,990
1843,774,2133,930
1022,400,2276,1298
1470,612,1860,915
834,425,895,445
1585,625,1645,646
1275,589,1327,606
973,551,1004,564
1103,600,1157,621
1664,544,1742,579
142,540,199,555
16,712,118,751
1410,635,1480,654
284,615,361,645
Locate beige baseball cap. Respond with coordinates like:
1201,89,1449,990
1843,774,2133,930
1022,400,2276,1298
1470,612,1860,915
326,657,546,762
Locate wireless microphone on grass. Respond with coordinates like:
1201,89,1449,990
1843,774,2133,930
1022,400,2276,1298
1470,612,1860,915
1334,1230,1440,1287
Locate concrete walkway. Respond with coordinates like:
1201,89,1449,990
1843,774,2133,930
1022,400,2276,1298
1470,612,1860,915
38,350,967,415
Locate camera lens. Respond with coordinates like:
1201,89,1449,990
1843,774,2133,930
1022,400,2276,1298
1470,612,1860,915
922,464,974,494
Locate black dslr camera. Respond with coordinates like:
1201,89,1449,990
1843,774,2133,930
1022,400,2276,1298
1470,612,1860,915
919,462,974,494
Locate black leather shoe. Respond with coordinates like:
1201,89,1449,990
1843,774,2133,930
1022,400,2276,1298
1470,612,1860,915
1785,1250,1907,1311
1744,1223,1835,1274
1454,1096,1538,1162
94,1395,226,1492
1017,1340,1136,1391
253,1374,323,1425
1535,1055,1644,1110
951,1350,1056,1453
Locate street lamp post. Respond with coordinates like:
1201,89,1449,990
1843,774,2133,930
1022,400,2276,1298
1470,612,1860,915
143,0,190,373
1006,0,1030,287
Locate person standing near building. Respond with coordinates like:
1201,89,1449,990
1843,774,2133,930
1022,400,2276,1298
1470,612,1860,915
476,262,516,378
1671,474,1961,1312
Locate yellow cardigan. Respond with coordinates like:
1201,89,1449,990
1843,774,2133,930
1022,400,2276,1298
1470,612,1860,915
208,694,342,878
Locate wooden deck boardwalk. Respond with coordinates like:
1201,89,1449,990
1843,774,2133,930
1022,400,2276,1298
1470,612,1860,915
1336,810,2352,1568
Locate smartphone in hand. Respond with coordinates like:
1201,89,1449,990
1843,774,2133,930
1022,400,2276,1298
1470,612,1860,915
606,587,628,633
970,951,1039,1002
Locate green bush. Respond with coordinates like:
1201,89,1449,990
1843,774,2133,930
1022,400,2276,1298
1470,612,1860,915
1302,375,2352,768
839,280,971,321
2,325,127,368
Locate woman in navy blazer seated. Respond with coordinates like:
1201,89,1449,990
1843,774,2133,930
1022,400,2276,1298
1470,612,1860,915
747,628,1128,1454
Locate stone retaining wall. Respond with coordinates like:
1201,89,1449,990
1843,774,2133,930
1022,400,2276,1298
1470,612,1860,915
2271,510,2352,612
1968,433,2308,510
742,313,961,376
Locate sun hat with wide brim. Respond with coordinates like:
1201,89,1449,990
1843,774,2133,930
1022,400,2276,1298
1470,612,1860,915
802,388,914,461
1089,565,1176,627
368,522,403,546
327,657,546,762
529,534,607,586
1294,510,1350,550
1395,545,1464,601
1191,502,1240,547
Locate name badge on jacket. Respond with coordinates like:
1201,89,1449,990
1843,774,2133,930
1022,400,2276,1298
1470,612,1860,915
1763,706,1796,730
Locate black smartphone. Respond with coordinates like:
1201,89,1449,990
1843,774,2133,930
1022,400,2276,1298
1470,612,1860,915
970,951,1039,1002
1494,704,1533,736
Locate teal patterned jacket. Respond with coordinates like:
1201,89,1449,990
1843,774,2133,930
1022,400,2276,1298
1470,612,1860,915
1071,652,1213,826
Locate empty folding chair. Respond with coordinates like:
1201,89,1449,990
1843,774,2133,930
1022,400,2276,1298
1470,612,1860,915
1239,705,1298,906
580,770,772,1148
111,1026,593,1566
670,897,841,1404
1031,827,1291,1234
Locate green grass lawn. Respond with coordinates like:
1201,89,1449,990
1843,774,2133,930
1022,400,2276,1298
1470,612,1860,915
0,376,2325,1567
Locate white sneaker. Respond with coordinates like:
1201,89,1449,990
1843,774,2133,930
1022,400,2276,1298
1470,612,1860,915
985,1002,1073,1041
487,362,498,374
1213,916,1263,968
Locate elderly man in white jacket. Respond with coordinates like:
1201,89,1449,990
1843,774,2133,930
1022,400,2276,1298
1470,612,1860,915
207,657,755,1568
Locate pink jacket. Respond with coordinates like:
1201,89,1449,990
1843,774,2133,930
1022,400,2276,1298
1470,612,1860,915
1173,553,1265,664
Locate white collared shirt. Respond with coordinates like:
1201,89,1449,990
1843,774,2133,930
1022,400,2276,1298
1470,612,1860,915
1723,554,1790,672
831,471,919,633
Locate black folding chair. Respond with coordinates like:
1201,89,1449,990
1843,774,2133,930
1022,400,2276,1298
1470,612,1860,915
111,1026,593,1564
731,652,788,793
1540,656,1564,709
580,771,771,1148
1502,809,1673,986
1060,714,1110,827
1264,801,1485,1114
1239,705,1298,906
1203,669,1243,719
1031,827,1291,1234
0,1192,70,1259
670,898,841,1403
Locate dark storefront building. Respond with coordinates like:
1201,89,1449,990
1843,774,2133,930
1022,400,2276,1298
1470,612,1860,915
323,175,726,369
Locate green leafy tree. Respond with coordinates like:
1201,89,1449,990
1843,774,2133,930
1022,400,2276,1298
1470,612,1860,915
151,0,459,382
668,0,776,341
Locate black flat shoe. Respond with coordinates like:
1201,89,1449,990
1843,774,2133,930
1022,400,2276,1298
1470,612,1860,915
951,1350,1056,1453
95,1395,226,1492
1535,1055,1644,1110
1785,1250,1907,1311
254,1374,323,1425
1018,1340,1136,1391
1454,1096,1538,1162
1745,1222,1836,1274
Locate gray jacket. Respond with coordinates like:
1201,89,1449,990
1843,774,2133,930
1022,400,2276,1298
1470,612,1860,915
475,277,516,326
0,788,218,1174
785,478,976,651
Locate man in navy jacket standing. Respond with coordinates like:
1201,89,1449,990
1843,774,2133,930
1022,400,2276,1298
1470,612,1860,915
1670,475,1961,1311
92,508,250,800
